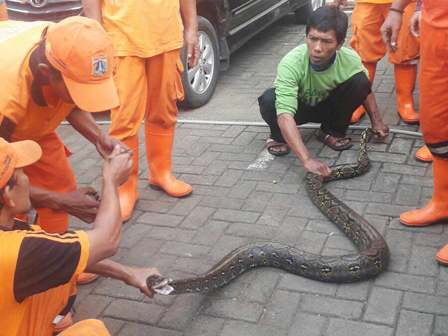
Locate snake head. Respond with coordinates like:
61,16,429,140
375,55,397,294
146,275,168,289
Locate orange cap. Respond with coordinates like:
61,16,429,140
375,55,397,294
0,139,42,189
45,17,119,112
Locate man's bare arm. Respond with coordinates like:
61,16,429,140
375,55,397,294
29,186,99,223
85,146,131,267
66,108,130,159
180,0,200,68
380,0,413,52
277,113,332,178
363,92,390,138
82,0,103,24
85,259,162,298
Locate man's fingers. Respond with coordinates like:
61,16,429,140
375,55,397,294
410,22,420,37
83,187,99,196
108,144,123,159
187,43,193,64
390,28,399,52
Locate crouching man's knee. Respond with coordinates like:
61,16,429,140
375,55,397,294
258,88,277,120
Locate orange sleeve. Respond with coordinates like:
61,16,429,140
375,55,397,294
12,229,90,303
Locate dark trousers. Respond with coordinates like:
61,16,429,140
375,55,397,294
258,72,371,142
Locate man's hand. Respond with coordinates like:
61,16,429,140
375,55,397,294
327,0,348,11
410,11,422,37
372,121,390,139
303,157,332,179
185,28,200,68
96,133,131,159
102,145,132,186
125,267,162,298
380,11,403,53
58,187,100,223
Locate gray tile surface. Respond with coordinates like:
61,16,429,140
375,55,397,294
59,12,447,336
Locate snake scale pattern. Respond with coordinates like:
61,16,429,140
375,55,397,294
148,128,390,294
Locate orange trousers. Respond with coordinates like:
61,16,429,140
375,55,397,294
109,48,184,141
350,2,420,64
23,132,77,233
419,18,448,150
0,2,7,21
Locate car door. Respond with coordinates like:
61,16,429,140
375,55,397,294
227,0,275,31
227,0,291,34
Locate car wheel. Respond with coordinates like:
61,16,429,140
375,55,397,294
180,16,220,108
294,0,326,24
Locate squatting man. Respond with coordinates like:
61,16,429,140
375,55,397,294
259,6,389,179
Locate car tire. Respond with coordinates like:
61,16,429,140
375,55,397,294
180,16,220,109
294,0,326,24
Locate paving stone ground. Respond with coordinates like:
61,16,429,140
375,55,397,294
58,12,447,336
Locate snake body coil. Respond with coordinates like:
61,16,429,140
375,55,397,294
149,128,390,294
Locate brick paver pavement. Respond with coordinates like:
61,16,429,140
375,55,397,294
57,13,448,336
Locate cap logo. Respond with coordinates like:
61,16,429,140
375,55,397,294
0,155,12,182
92,56,108,77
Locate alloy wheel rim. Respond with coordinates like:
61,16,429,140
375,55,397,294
187,31,215,95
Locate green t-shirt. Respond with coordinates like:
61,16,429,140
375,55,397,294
274,44,368,116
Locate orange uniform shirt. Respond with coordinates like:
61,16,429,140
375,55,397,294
0,21,75,142
422,0,448,28
101,0,184,58
0,221,89,336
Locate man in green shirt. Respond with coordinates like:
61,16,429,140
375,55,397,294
259,6,389,178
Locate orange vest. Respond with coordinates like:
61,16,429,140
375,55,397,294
101,0,184,58
0,21,75,142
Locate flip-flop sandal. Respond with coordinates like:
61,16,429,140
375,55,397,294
266,139,290,156
315,130,352,151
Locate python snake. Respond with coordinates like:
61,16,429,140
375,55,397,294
147,128,390,294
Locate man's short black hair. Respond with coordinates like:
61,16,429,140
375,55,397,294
306,6,348,44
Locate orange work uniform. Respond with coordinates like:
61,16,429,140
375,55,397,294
0,0,7,21
350,0,420,64
0,21,77,233
99,0,192,219
102,0,184,139
0,220,93,336
419,0,448,149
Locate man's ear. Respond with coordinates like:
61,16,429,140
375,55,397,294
336,38,345,51
37,63,51,81
2,186,15,209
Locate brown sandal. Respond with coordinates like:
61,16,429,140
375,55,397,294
315,129,352,151
266,139,290,156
